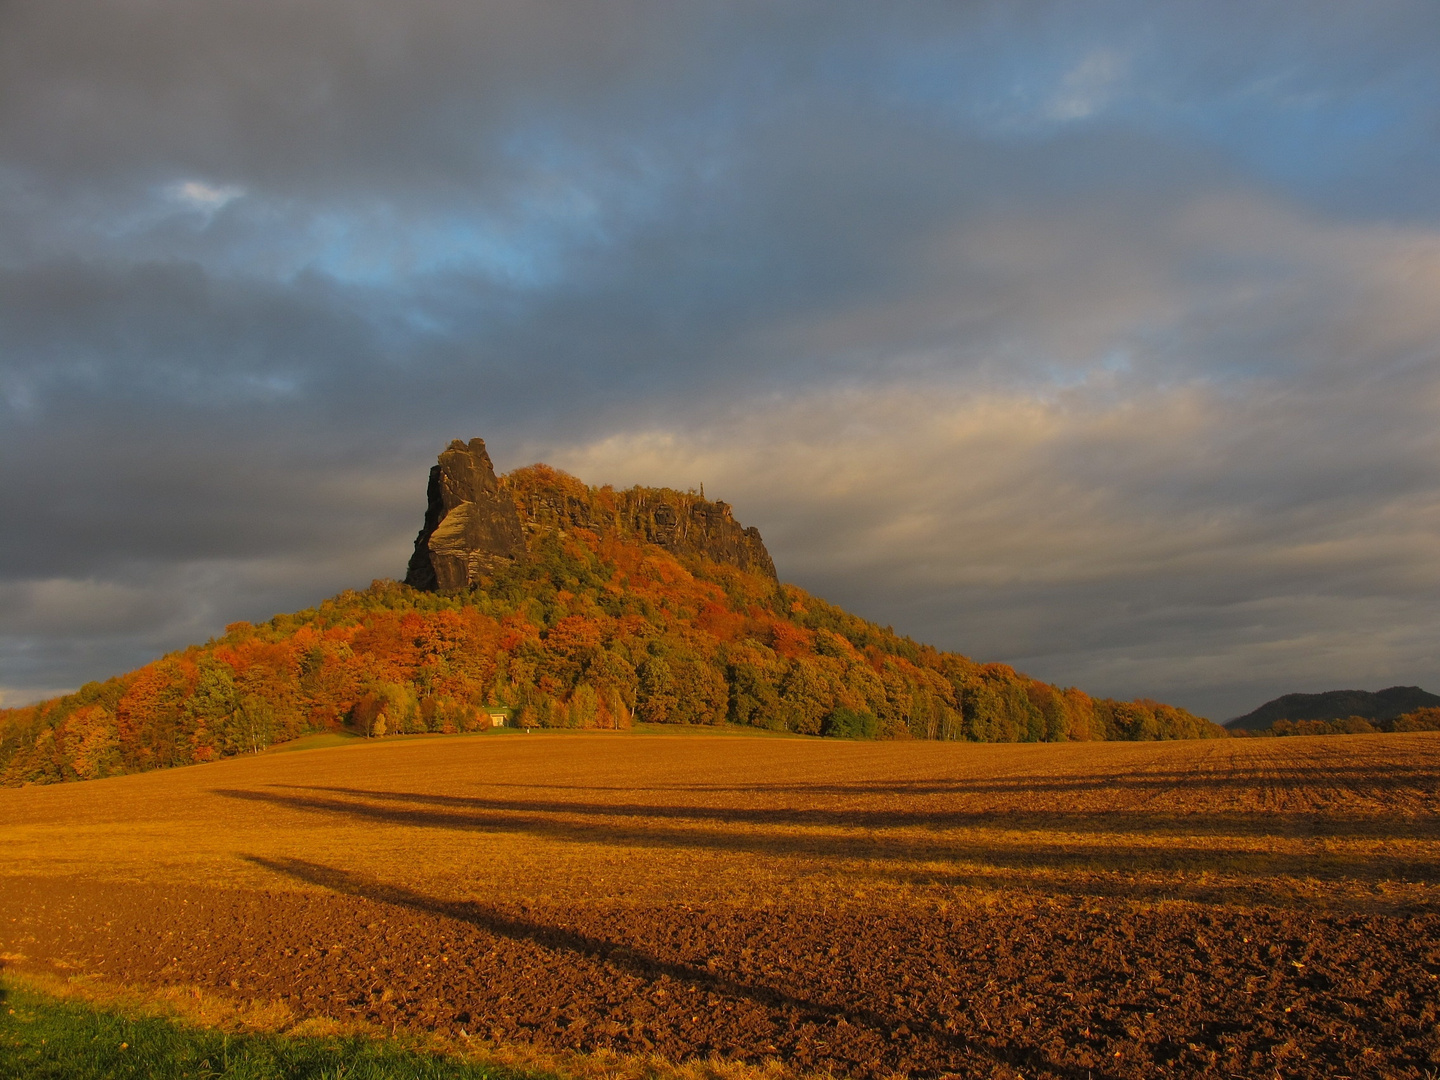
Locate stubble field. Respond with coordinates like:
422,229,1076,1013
2,730,1439,1079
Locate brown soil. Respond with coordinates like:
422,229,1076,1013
3,732,1440,1078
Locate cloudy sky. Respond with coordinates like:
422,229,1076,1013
3,0,1439,720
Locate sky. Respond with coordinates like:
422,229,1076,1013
3,0,1439,721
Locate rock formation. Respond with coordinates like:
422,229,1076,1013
405,438,778,590
620,489,777,579
404,438,526,590
504,464,777,581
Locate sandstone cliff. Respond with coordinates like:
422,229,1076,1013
404,438,527,590
505,463,777,581
405,438,777,590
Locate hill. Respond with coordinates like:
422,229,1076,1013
0,438,1224,785
1225,686,1440,731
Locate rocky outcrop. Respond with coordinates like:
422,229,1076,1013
612,488,777,579
405,439,778,590
504,464,778,581
404,438,526,590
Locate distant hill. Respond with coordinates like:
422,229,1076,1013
1225,686,1440,731
0,437,1225,786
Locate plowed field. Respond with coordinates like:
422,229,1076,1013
3,731,1439,1078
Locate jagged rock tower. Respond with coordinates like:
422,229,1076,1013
406,436,778,590
404,438,526,590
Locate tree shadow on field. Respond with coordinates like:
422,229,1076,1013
216,786,1440,900
243,854,1117,1080
481,757,1440,803
275,779,1440,840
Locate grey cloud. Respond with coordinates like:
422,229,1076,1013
3,0,1440,716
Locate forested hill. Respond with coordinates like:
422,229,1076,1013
1225,686,1440,731
0,453,1224,786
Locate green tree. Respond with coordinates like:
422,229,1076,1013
822,706,880,739
636,657,678,723
185,656,238,759
235,694,276,754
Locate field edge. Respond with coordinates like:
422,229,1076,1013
0,970,823,1080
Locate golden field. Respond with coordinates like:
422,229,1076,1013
3,730,1439,1078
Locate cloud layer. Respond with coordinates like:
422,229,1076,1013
3,0,1439,718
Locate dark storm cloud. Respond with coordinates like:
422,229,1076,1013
3,0,1440,715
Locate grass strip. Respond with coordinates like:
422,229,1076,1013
0,980,538,1080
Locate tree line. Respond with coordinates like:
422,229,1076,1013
1232,708,1440,738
